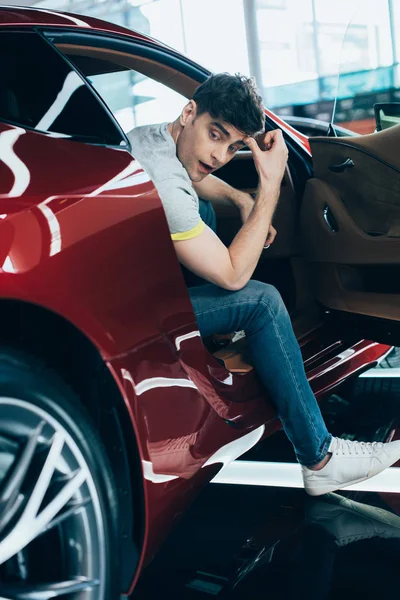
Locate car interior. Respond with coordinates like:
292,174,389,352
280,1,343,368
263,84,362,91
57,41,400,372
302,126,400,320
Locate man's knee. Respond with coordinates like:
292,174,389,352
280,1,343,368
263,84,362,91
241,280,285,313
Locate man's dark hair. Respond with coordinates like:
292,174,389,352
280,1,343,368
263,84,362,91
192,73,265,136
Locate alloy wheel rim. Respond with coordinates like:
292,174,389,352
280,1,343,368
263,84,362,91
0,397,106,599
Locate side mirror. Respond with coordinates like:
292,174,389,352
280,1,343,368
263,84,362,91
374,102,400,132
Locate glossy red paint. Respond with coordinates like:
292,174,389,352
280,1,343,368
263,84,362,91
0,121,275,590
0,6,155,44
0,5,204,72
264,107,311,155
110,344,270,565
0,8,392,595
307,340,392,398
298,329,392,397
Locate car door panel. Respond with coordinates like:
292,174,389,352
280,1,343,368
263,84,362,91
301,125,400,322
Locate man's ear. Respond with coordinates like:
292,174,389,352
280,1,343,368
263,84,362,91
180,100,197,127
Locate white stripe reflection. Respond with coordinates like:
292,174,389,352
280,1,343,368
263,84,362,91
175,330,201,351
98,170,150,191
202,425,265,468
87,161,138,197
37,204,62,256
36,72,84,131
121,368,135,388
142,460,179,483
0,128,30,197
36,9,91,28
134,376,198,396
211,461,400,493
1,255,16,273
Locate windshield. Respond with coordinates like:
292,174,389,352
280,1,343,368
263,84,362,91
331,0,400,135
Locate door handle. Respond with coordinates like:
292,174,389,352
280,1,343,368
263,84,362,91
329,158,354,173
323,205,338,233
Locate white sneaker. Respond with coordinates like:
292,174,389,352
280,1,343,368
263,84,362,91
305,492,400,547
302,436,400,496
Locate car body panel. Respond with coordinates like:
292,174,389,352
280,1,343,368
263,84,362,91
264,108,311,154
0,6,155,43
0,122,170,357
0,121,275,581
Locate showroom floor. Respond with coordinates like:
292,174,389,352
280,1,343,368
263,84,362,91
133,373,400,599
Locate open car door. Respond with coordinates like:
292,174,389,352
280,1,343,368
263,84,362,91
300,0,400,344
300,123,400,341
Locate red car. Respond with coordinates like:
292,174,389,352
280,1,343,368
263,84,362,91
0,6,398,598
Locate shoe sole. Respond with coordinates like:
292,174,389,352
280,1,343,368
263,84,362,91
305,474,371,496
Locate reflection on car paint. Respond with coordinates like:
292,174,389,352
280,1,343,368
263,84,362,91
308,340,390,397
174,329,201,350
36,203,62,256
87,159,148,196
1,255,16,273
201,424,265,469
121,367,135,388
26,7,91,28
93,166,150,192
35,72,84,131
142,460,179,483
134,375,199,396
142,424,265,483
0,127,30,196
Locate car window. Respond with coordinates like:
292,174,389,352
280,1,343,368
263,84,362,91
0,31,126,146
77,62,187,133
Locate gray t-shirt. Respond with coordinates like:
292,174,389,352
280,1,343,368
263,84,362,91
127,122,205,240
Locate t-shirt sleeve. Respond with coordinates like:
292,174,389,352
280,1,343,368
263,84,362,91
156,180,205,241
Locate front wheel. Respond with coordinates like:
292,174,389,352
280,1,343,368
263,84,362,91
0,348,121,599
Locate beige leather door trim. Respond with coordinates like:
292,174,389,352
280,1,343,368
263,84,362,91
302,125,400,322
311,124,400,171
301,179,400,264
309,263,400,321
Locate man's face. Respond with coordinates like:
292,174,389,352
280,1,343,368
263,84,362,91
176,102,248,182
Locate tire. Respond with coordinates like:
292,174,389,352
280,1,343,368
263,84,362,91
0,347,121,599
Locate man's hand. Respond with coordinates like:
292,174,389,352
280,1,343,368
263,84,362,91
245,129,288,187
265,225,277,247
240,200,277,247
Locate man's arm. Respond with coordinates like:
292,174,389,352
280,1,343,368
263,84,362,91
193,168,275,240
193,174,254,214
174,130,288,291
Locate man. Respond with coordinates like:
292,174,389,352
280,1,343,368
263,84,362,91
128,73,400,496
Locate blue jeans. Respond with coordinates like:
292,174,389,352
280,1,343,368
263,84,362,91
188,200,332,467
